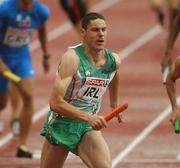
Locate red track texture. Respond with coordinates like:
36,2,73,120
0,0,180,168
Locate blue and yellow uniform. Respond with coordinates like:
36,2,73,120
0,0,49,92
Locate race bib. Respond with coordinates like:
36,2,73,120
3,27,32,47
77,77,109,102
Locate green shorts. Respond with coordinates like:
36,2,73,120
41,111,93,155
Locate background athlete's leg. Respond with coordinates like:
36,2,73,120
40,139,69,168
8,83,21,135
0,93,8,133
9,83,21,120
17,77,34,147
150,0,164,25
0,76,9,133
78,131,112,168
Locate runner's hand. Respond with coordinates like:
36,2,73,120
116,114,124,123
110,105,125,123
0,59,9,74
88,115,107,130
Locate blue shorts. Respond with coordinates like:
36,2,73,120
0,50,34,93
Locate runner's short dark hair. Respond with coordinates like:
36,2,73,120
81,12,106,29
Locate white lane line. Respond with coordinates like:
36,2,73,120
29,22,72,51
122,158,180,163
112,97,180,168
112,25,163,167
0,134,13,148
93,0,122,12
0,105,49,147
0,0,122,148
119,25,162,60
32,105,49,123
176,153,180,160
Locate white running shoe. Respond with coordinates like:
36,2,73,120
11,119,20,136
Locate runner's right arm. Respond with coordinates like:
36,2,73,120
49,49,107,130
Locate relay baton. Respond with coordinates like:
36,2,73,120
174,118,180,134
3,71,21,83
104,103,128,122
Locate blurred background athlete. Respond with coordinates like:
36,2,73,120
0,0,50,158
59,0,92,35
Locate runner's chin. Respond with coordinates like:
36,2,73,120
95,42,105,50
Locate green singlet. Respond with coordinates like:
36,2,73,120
41,44,117,154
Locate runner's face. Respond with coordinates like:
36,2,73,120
83,19,107,51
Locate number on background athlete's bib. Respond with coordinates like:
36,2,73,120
3,27,32,47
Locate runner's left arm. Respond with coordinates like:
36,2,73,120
108,53,123,123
